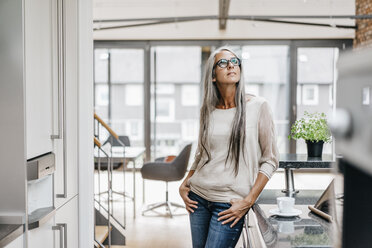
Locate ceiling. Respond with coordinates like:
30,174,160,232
93,0,355,40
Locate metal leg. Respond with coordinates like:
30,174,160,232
141,181,186,217
133,160,136,218
282,168,299,196
122,160,126,228
166,202,174,218
143,179,145,204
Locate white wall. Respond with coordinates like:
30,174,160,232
78,0,94,247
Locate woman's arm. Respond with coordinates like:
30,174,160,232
179,170,198,213
217,172,268,227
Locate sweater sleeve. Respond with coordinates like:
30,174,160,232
257,100,279,179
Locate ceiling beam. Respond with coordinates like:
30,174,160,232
94,15,372,23
93,15,372,31
219,0,230,30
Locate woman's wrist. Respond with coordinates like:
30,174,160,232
243,196,254,208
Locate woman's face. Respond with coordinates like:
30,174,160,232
212,50,241,85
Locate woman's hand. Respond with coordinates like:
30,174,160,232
179,183,198,213
217,198,252,228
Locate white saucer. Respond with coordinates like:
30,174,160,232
269,208,302,217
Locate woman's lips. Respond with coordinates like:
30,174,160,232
227,72,236,76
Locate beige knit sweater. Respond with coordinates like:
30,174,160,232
188,95,279,203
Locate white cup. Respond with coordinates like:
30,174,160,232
277,197,295,213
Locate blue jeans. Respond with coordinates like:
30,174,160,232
188,191,245,248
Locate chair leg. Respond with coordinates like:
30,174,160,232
169,202,185,209
166,201,174,218
141,181,186,217
142,202,167,214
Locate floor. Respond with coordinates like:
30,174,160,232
94,168,334,248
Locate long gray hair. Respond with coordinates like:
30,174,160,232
194,46,246,175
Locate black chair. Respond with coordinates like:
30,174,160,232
103,135,131,147
141,143,192,217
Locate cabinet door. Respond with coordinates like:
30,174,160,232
25,0,53,159
28,217,55,248
54,195,78,248
4,234,24,248
54,0,78,208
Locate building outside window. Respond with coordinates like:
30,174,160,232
181,85,199,106
296,47,339,154
242,45,290,154
151,46,201,158
154,97,175,122
302,84,319,105
125,85,143,106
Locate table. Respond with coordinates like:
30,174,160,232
95,146,145,219
279,154,335,196
247,202,333,248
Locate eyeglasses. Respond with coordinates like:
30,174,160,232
213,57,241,69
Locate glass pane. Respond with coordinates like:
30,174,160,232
110,49,144,84
94,49,108,83
298,48,336,84
151,46,201,160
155,46,201,83
110,49,145,147
94,84,109,120
296,47,339,154
242,45,290,154
94,49,109,140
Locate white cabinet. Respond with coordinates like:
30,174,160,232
54,0,79,208
54,196,79,248
25,0,53,160
25,0,78,207
4,235,23,248
28,217,55,248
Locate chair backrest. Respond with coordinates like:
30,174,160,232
104,135,131,147
171,143,192,178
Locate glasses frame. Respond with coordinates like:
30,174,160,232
213,57,241,69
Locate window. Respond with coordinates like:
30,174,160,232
302,85,319,105
241,45,290,154
156,84,175,95
182,121,198,140
110,49,144,84
126,121,142,139
245,84,259,96
94,49,108,83
125,85,143,106
297,48,336,84
156,98,175,122
297,85,302,105
181,85,199,106
154,46,201,83
95,85,108,106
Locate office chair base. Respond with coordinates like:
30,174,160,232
142,201,185,218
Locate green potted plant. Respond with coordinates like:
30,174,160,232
288,111,332,157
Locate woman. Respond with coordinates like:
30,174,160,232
179,46,279,248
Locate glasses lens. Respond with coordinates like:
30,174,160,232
230,57,240,65
217,59,228,68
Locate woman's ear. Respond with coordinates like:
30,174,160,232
212,77,216,82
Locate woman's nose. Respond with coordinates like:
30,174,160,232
227,61,234,69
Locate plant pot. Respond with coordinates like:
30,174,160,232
305,140,324,157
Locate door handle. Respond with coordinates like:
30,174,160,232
53,0,67,199
52,223,67,248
